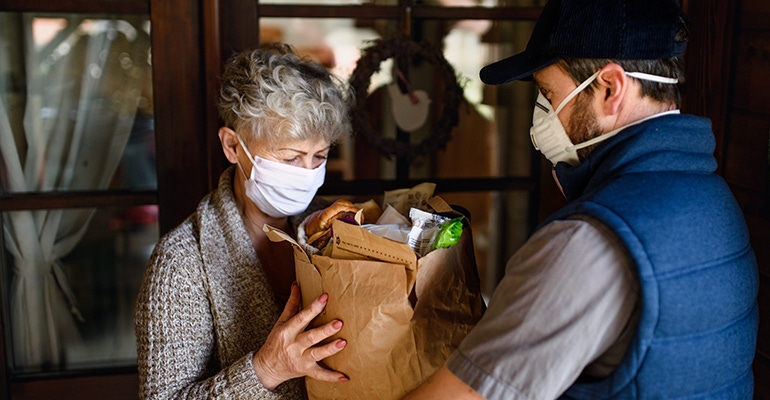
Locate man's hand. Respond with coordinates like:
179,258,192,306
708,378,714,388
402,366,484,400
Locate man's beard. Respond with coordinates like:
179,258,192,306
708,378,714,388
567,92,603,161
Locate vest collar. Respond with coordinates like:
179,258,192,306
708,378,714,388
553,114,715,202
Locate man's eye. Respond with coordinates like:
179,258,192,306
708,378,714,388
315,154,329,161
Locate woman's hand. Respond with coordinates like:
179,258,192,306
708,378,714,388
252,282,348,390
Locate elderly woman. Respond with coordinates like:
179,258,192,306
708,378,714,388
135,44,352,399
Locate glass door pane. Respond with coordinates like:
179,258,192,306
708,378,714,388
1,206,157,373
0,12,155,375
1,13,155,192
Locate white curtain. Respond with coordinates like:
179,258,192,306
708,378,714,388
0,14,151,369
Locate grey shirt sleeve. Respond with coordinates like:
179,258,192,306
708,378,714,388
446,217,640,400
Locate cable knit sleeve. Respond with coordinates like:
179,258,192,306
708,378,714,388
134,220,303,399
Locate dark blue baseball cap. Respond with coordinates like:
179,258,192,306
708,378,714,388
480,0,689,85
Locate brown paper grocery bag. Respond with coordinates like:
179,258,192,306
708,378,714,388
411,225,485,376
264,211,485,400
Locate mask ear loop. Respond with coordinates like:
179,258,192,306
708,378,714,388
567,128,623,153
236,135,256,180
553,71,600,115
556,71,677,117
564,71,680,153
546,71,599,158
625,72,679,84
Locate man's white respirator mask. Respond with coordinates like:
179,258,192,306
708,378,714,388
530,70,679,166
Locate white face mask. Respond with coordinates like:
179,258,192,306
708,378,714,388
530,70,678,166
237,136,326,218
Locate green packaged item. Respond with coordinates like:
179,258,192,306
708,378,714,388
434,216,464,249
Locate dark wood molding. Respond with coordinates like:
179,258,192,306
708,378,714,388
0,191,156,211
256,4,541,21
683,0,739,174
150,0,209,234
202,0,259,192
0,289,6,400
8,372,138,400
203,0,225,191
317,177,537,197
0,0,148,14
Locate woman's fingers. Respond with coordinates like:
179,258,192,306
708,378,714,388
283,291,331,334
306,358,350,383
305,339,349,383
305,335,347,363
301,319,343,348
299,321,348,382
253,285,349,389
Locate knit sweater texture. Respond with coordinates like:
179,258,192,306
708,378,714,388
134,166,305,399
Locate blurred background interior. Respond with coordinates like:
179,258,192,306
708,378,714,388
0,0,768,398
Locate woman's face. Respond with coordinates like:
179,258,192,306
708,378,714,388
249,137,331,170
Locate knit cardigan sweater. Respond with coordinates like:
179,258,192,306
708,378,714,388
135,167,305,399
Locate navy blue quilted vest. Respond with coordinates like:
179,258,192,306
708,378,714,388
542,114,758,399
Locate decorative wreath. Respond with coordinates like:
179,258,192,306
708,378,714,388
348,37,464,162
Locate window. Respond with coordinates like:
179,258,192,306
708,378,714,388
0,3,155,393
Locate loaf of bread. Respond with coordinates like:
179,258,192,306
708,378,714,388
304,199,362,250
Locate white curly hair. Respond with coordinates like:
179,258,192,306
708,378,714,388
217,43,353,148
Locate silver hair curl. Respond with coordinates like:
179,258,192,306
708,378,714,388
217,43,353,148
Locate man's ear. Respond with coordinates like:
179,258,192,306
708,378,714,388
595,63,629,116
219,127,241,164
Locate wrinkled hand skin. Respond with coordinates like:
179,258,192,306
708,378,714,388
252,283,349,390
